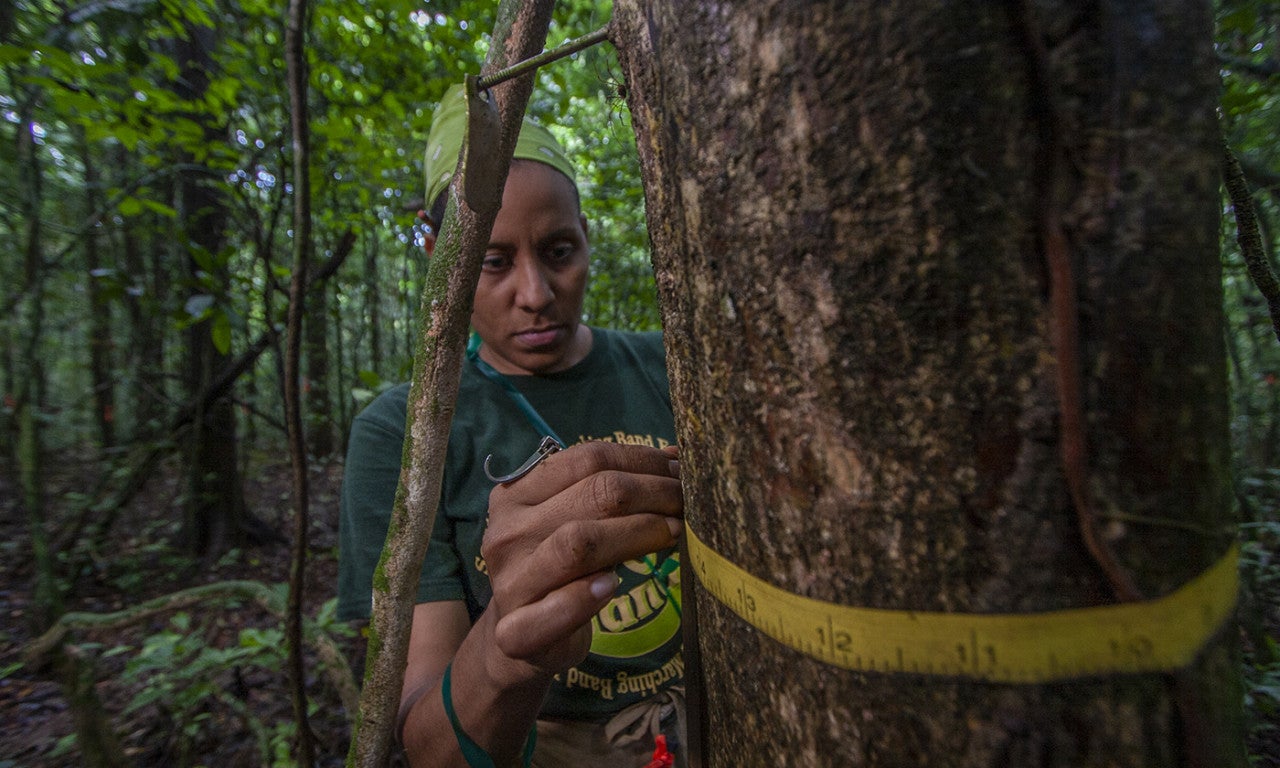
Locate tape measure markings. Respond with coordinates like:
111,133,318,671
685,526,1238,683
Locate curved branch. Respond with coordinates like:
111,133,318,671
23,580,360,722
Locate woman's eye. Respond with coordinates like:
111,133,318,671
545,243,576,263
482,253,510,271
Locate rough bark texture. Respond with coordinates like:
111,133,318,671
614,2,1244,766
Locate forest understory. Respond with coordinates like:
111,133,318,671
0,452,362,767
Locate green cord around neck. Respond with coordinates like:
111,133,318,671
466,333,566,449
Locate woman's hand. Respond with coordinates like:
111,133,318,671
478,441,683,680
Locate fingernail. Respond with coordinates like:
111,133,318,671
591,572,620,600
666,517,684,538
668,460,680,477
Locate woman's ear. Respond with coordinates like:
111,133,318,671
418,209,437,257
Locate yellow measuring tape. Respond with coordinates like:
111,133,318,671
685,527,1238,683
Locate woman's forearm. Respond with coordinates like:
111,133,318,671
401,609,550,767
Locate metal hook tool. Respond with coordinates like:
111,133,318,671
484,435,563,484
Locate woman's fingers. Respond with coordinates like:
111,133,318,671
491,441,680,508
490,511,682,609
481,445,683,574
491,570,621,662
477,441,685,670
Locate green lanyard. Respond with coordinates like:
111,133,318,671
466,333,566,449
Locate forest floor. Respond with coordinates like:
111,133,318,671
1,451,1278,766
0,451,362,767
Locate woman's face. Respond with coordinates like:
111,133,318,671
467,161,592,375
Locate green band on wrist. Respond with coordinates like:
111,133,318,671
441,663,536,768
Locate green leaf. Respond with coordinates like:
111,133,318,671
0,44,30,66
212,311,232,354
133,198,179,219
49,734,78,759
118,197,144,216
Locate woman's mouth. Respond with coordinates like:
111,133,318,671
515,326,562,347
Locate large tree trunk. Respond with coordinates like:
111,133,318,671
614,2,1245,766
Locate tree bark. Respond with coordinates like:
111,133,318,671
56,646,128,768
285,0,316,760
614,1,1244,765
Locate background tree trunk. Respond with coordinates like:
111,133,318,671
615,1,1245,765
116,143,167,443
170,23,255,557
13,61,61,631
306,279,335,458
80,128,116,452
363,231,383,377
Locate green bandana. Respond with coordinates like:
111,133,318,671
423,83,576,210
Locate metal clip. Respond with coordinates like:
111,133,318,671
484,435,563,484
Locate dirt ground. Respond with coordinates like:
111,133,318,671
0,452,363,767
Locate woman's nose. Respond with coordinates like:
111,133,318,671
513,255,554,312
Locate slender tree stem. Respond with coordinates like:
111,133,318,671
346,2,558,765
284,0,315,761
476,23,610,91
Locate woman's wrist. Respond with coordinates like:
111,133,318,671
442,663,537,768
473,606,552,690
435,611,551,761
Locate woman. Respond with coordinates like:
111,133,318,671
339,83,686,767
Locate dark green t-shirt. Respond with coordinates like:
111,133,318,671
338,329,682,720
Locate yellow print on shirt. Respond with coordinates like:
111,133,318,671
577,431,672,449
589,554,681,659
560,652,685,702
